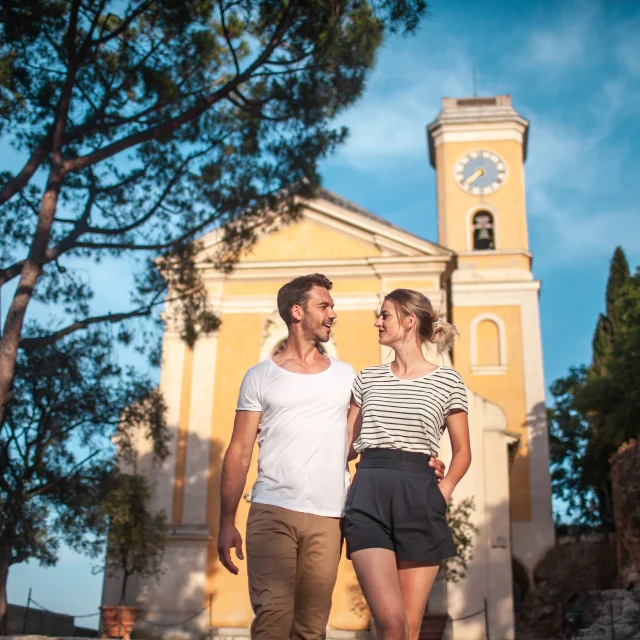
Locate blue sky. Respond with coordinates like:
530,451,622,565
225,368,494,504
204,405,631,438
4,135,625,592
5,0,640,627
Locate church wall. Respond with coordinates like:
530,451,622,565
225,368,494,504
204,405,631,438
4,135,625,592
457,253,531,271
452,305,531,521
331,308,380,372
242,217,383,262
205,311,263,627
172,345,194,525
217,279,283,296
384,277,440,291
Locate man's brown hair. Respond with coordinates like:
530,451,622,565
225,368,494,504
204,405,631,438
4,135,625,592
277,273,333,326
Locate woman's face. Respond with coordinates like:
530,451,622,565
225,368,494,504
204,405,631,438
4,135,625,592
374,299,412,347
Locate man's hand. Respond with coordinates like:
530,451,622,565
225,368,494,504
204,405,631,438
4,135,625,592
217,522,244,575
429,456,446,480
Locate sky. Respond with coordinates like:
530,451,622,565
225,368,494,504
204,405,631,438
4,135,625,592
4,0,640,628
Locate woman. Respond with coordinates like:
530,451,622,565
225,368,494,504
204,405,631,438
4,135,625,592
343,289,471,640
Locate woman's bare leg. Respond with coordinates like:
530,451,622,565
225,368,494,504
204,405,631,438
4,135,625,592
351,548,408,640
397,561,440,640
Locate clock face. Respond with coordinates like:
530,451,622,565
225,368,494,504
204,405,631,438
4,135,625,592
454,150,506,195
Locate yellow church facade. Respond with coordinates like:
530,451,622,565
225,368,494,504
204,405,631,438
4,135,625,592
103,95,554,639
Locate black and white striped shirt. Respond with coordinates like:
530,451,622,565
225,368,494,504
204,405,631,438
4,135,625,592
352,364,468,456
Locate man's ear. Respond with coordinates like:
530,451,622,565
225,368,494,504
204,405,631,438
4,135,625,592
291,304,303,322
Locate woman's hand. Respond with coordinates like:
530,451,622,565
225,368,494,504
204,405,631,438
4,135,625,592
437,477,455,505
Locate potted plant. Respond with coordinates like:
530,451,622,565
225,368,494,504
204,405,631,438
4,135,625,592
100,472,167,640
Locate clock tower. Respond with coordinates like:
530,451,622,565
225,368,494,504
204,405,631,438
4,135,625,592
427,95,554,577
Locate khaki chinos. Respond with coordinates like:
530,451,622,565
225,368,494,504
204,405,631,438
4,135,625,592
246,502,342,640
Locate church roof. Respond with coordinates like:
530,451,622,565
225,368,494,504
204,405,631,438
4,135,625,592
316,187,452,255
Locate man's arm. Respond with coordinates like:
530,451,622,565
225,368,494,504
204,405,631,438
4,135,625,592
217,410,261,575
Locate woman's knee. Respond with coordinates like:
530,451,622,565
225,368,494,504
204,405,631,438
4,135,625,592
375,614,409,640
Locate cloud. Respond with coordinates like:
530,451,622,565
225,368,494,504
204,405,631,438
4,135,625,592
514,1,600,73
327,38,472,171
527,190,640,266
617,18,640,76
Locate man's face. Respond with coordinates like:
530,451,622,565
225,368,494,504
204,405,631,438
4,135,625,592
300,286,337,343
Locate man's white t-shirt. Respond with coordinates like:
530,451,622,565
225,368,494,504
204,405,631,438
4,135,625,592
236,356,355,517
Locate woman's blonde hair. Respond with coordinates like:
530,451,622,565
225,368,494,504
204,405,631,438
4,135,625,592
384,289,459,355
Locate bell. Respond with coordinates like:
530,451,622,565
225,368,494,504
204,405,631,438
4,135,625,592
477,228,491,240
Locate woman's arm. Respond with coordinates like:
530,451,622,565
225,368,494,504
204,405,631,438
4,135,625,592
438,409,471,503
346,396,362,461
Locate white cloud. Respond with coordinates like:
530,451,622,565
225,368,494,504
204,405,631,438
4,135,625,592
327,39,472,170
513,0,600,74
527,190,640,266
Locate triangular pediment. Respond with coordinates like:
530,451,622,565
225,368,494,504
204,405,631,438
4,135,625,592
199,189,451,265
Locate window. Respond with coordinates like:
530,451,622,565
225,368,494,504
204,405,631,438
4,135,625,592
470,313,507,375
476,320,500,367
472,211,495,250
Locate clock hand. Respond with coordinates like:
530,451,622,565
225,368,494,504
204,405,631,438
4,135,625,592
462,168,484,185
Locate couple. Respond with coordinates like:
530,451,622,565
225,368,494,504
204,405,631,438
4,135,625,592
217,273,471,640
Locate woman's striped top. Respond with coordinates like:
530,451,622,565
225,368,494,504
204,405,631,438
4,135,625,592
352,363,468,456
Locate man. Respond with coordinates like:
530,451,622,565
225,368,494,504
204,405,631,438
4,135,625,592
217,273,445,640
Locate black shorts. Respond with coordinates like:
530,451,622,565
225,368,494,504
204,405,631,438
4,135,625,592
342,448,457,563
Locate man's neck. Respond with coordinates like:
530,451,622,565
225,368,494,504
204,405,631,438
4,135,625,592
272,334,330,373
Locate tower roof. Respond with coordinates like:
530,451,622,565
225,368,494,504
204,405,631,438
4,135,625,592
426,94,529,167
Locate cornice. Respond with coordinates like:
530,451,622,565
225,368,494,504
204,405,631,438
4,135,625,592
427,95,529,166
200,255,453,281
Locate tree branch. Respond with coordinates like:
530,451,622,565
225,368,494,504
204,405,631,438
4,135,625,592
18,305,157,351
62,4,294,174
0,132,53,205
75,212,222,252
85,143,219,237
89,0,156,48
219,0,241,76
0,178,97,285
26,449,104,499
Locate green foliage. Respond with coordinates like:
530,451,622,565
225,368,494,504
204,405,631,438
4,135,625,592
101,472,168,603
0,0,429,353
548,247,640,529
443,496,478,582
0,328,168,581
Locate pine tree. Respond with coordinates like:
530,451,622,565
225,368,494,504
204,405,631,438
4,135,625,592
606,247,631,334
591,247,630,376
549,247,638,529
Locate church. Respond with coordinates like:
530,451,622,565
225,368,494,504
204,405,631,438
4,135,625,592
102,95,555,640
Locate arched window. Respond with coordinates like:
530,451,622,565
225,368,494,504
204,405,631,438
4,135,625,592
472,211,495,250
470,313,507,375
476,320,500,367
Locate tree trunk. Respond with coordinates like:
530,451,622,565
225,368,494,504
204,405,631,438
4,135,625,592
120,569,131,605
0,167,63,425
0,553,10,634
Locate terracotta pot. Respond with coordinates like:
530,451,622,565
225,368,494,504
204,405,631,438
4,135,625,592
419,613,449,640
100,605,140,640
